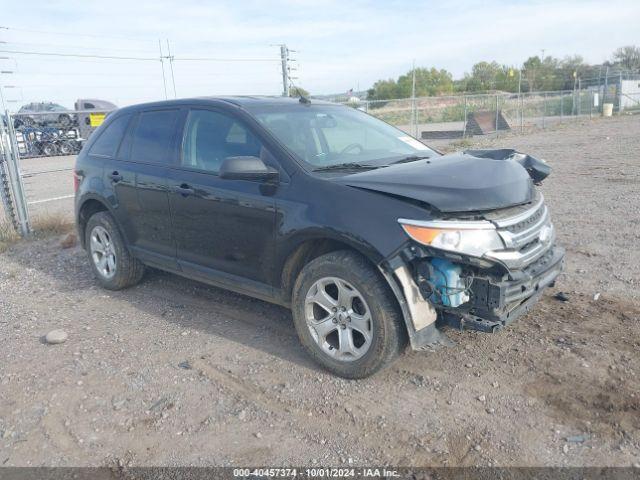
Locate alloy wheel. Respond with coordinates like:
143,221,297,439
90,225,117,279
304,276,373,361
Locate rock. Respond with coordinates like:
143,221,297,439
45,329,68,345
553,292,569,302
238,410,247,421
178,360,192,370
593,292,601,301
60,233,77,249
474,445,481,452
477,395,486,402
486,408,495,414
255,432,262,439
563,444,569,454
465,363,473,368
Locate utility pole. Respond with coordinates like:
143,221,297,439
602,66,610,114
280,45,290,97
411,60,417,137
0,83,6,112
166,39,177,98
158,40,168,100
518,68,523,133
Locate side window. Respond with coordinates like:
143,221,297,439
88,114,131,158
130,109,179,165
84,102,96,109
181,110,262,173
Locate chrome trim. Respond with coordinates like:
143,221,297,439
493,194,545,228
486,224,555,269
399,193,556,271
497,206,549,248
398,218,495,230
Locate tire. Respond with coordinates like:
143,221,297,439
85,211,145,290
41,143,58,157
292,250,407,378
58,142,73,155
58,114,72,127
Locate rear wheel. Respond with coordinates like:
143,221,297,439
292,250,407,378
41,143,58,157
85,211,145,290
58,142,73,155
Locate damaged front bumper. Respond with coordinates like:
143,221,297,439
439,245,564,333
381,243,564,350
379,195,565,350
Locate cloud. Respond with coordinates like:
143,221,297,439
0,0,638,106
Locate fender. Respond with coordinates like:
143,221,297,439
76,193,129,248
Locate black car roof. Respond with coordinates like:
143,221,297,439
114,95,338,114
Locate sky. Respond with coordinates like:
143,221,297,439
0,0,638,109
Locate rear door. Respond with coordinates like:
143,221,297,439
120,108,181,266
86,112,136,241
167,107,277,292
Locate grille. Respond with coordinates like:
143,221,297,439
487,197,555,269
502,203,546,235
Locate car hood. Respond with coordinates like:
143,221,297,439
333,150,547,213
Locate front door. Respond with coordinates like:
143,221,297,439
168,108,277,291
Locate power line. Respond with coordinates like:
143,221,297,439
0,49,282,63
173,57,280,62
0,49,158,61
2,40,158,55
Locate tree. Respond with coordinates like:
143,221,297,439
612,45,640,71
367,68,453,100
398,68,453,97
468,61,502,91
522,56,560,91
367,78,400,100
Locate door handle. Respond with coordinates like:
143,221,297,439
109,171,122,183
174,183,194,197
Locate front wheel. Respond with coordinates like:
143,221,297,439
85,211,145,290
292,250,407,378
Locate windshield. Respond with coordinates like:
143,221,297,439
250,104,438,170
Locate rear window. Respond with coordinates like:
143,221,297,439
88,114,131,158
130,109,179,165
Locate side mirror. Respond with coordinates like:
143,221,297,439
219,156,279,182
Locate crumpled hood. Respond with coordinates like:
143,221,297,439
334,149,549,213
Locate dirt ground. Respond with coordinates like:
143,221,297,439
0,115,639,468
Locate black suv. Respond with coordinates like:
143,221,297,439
74,97,564,378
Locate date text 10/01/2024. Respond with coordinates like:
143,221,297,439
232,468,400,477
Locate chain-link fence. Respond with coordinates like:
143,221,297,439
341,78,640,140
1,107,115,235
0,113,30,235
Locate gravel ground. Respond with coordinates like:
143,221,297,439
0,115,639,467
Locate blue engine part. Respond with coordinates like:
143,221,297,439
429,258,469,308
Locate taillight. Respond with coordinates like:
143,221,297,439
73,172,80,192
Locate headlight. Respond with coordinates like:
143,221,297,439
398,218,505,257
